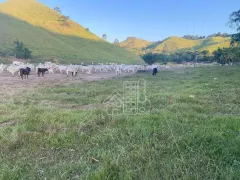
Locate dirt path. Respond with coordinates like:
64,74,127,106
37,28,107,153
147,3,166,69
0,71,131,95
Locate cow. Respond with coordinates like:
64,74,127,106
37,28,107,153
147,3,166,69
0,63,7,73
20,67,31,79
152,68,158,76
6,65,20,77
37,68,48,77
66,65,79,77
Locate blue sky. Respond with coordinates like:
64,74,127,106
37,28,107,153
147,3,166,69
1,0,239,42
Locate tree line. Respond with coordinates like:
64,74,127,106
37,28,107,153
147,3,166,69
142,50,212,65
0,40,32,59
142,48,240,65
53,7,70,26
182,32,231,40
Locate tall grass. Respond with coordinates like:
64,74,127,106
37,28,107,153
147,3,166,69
0,66,239,179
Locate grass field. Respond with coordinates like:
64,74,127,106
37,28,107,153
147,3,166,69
0,66,239,179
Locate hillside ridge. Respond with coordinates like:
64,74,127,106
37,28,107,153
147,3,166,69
0,0,100,41
120,36,231,54
0,0,142,64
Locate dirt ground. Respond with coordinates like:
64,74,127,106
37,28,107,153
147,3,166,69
0,71,132,95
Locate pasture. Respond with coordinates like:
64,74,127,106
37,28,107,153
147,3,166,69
0,66,239,179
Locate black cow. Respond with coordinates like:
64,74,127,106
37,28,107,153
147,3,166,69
152,68,158,76
20,67,31,79
37,68,48,77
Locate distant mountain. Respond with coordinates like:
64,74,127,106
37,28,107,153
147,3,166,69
0,0,142,64
198,37,231,52
119,37,152,55
120,36,231,54
154,36,201,52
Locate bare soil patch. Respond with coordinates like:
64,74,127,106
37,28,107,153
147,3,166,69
0,71,129,95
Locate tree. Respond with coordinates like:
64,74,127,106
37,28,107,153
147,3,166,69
201,50,209,56
229,10,240,31
213,47,238,65
60,15,70,26
213,48,223,63
182,52,192,62
142,53,157,65
22,48,32,59
200,50,211,62
114,39,119,45
231,33,240,46
14,40,24,58
102,34,107,40
53,7,62,14
13,40,31,59
228,10,240,45
85,28,90,32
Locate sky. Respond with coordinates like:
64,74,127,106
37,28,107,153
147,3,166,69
1,0,239,42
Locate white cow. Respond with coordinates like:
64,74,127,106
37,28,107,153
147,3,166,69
80,65,92,74
12,61,24,66
115,65,122,75
58,65,68,74
66,65,79,77
0,63,7,73
7,65,20,77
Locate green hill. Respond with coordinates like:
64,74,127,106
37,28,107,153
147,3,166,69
119,37,152,55
120,36,231,54
154,36,201,53
196,37,231,53
0,0,142,64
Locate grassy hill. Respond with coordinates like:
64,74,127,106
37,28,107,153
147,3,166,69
119,37,152,55
0,0,142,64
198,37,231,53
120,36,231,54
0,0,100,40
154,36,201,52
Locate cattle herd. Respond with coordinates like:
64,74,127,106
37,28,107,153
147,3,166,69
0,61,160,79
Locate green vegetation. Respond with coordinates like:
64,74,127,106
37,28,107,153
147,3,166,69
0,57,9,64
228,9,240,45
13,40,32,59
142,47,240,65
213,47,240,65
182,33,231,40
142,51,211,65
0,67,239,179
208,9,240,65
0,0,142,64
